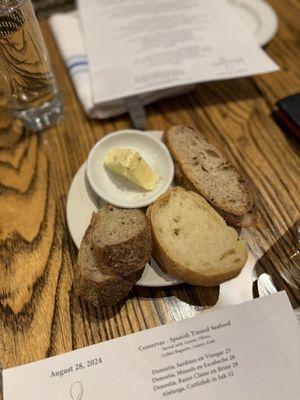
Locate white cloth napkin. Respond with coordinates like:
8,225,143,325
48,11,194,119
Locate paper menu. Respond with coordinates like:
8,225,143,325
78,0,278,104
3,292,300,399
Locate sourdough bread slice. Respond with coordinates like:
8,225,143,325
92,205,152,277
147,187,248,286
165,126,255,227
74,214,133,307
175,159,256,227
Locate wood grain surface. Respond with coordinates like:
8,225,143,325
0,0,299,390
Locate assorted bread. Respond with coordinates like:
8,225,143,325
75,125,254,306
164,125,256,227
74,205,152,307
147,187,247,286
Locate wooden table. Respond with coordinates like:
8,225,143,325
0,0,299,391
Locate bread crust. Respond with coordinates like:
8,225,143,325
147,188,247,287
165,126,254,222
74,265,132,307
216,206,257,228
74,213,139,307
92,208,152,277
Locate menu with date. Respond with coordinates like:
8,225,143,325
78,0,278,105
3,292,299,399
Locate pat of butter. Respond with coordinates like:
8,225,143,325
104,148,159,190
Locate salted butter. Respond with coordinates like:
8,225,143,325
104,148,159,190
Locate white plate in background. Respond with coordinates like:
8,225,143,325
229,0,278,46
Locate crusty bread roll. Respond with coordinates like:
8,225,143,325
165,126,256,227
147,187,248,286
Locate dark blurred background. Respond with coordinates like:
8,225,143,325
33,0,75,17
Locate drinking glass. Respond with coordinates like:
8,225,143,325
0,0,63,131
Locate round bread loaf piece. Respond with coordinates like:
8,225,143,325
147,187,248,286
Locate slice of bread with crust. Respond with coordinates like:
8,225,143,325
74,216,133,307
92,205,152,277
147,187,248,286
165,126,256,227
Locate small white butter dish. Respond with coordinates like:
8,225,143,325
86,129,174,208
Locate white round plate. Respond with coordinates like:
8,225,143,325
86,130,174,209
229,0,278,46
67,131,181,287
